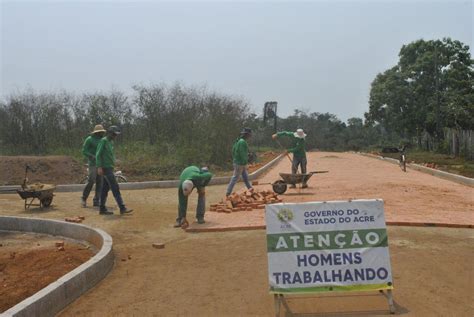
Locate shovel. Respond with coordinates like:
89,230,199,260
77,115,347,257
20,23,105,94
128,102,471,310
275,139,293,164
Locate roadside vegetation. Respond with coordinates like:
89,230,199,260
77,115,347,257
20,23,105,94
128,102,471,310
0,38,472,179
381,149,474,178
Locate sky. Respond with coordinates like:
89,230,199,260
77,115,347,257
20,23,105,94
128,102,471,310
1,0,472,121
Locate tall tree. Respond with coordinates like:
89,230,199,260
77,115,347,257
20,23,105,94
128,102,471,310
366,38,474,148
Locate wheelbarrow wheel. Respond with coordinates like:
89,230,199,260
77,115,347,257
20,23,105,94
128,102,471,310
41,196,53,207
272,180,288,195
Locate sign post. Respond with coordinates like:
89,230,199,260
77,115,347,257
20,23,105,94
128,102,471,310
266,199,395,315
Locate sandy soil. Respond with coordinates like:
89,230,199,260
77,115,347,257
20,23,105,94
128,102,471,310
0,152,472,316
0,232,94,312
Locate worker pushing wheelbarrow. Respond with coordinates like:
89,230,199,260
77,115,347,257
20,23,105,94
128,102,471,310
272,129,309,186
268,129,328,194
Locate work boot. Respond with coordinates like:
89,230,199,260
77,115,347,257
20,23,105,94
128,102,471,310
120,208,133,215
197,218,205,224
92,200,100,207
81,197,87,208
99,208,113,215
173,219,183,228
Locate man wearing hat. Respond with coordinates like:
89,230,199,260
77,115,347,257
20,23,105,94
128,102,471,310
272,128,308,188
226,127,254,196
81,124,106,208
175,166,213,227
96,126,133,215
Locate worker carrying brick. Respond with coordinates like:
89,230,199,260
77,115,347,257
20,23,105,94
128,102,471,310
175,166,213,227
272,128,308,188
226,127,254,196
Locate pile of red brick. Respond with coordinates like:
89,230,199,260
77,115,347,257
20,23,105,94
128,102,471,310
209,189,282,213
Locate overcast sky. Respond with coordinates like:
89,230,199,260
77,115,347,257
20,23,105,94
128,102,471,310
1,0,472,121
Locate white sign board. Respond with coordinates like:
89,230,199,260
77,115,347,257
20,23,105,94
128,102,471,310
266,199,393,294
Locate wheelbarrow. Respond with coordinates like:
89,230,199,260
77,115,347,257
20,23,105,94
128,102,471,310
253,171,328,195
16,165,56,210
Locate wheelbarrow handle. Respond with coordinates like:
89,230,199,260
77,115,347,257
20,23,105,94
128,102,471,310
251,182,274,186
309,171,329,174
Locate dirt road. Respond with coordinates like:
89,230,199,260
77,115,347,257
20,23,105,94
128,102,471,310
0,152,472,316
256,152,472,226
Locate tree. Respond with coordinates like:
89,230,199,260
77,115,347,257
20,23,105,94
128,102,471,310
366,38,474,151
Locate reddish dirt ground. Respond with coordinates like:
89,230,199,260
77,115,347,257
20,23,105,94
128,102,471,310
188,152,473,232
0,152,472,316
0,151,279,185
0,156,84,186
248,151,280,173
0,232,94,313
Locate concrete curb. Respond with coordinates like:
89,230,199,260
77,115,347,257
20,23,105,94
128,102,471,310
0,216,114,317
358,152,474,187
0,154,284,194
185,221,472,233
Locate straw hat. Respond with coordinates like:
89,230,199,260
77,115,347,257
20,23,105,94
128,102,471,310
294,128,307,139
92,124,106,134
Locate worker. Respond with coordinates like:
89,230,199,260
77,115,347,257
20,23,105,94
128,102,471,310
272,128,308,188
226,127,254,196
175,166,213,227
81,124,106,208
96,125,133,215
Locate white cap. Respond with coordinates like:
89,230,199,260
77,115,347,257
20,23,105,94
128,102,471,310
294,129,307,139
182,180,194,196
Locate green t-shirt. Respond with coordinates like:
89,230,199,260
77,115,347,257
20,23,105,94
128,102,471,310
276,131,306,158
232,138,249,165
179,166,213,188
96,137,116,168
178,166,213,215
82,134,102,166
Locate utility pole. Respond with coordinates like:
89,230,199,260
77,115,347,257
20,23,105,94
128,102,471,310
434,45,441,144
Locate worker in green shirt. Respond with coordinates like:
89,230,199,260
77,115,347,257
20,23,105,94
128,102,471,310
226,127,254,196
96,126,133,215
81,124,106,208
174,166,213,227
272,128,308,188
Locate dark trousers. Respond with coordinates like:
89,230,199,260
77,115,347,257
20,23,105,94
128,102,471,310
82,165,103,204
177,187,206,221
100,167,125,211
292,156,308,184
